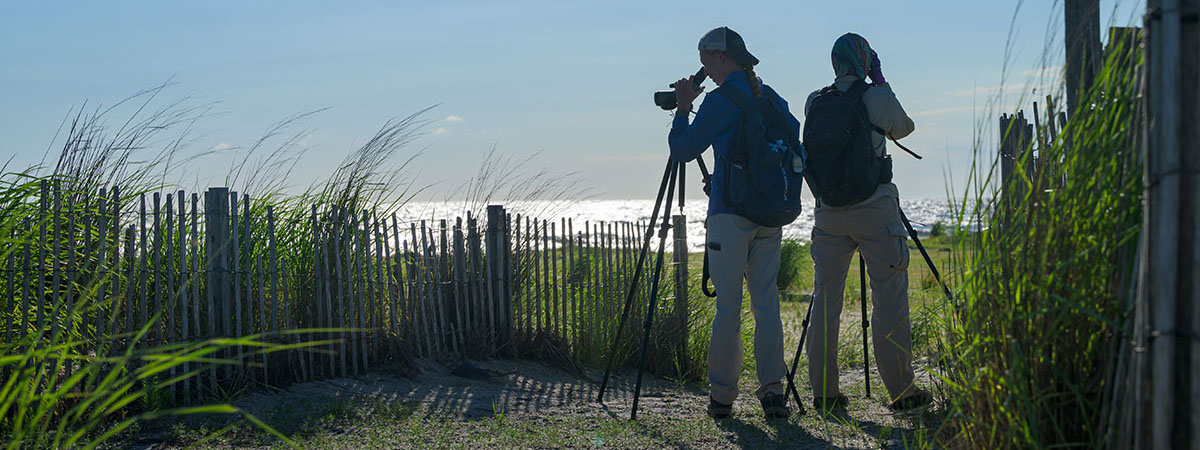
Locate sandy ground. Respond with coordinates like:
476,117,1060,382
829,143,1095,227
127,353,940,449
126,291,946,449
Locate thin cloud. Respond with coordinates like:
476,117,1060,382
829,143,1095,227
911,106,978,117
949,83,1028,97
433,127,449,134
949,67,1063,98
213,142,231,151
584,153,663,163
1023,66,1064,79
443,115,464,122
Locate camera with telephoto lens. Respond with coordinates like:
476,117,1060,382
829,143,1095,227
653,67,707,110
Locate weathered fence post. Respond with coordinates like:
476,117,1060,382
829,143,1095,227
177,192,189,400
1000,111,1035,206
204,187,231,388
504,213,515,353
452,217,468,355
230,193,244,382
4,233,13,345
437,219,458,356
671,214,688,371
485,205,507,354
203,188,231,338
1064,0,1101,116
1125,1,1199,447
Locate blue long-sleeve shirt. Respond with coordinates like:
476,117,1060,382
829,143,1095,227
668,70,801,217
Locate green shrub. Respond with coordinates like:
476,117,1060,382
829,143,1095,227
776,239,807,296
929,221,946,238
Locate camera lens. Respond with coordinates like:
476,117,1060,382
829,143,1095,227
654,91,678,110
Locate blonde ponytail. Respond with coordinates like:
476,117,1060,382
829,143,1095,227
743,66,763,99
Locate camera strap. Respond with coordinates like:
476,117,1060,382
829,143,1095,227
702,241,717,298
874,125,923,160
859,81,922,160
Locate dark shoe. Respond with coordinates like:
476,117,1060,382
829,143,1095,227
707,396,733,419
889,390,933,411
813,393,849,411
760,393,790,419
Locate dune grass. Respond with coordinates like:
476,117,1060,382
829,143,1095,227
935,23,1143,448
0,173,306,449
0,86,442,448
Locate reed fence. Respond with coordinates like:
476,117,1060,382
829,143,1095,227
1,183,691,405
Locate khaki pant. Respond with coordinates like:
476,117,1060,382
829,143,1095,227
705,214,786,404
806,184,918,402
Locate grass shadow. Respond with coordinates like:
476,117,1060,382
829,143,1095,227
715,415,817,449
154,394,423,447
855,407,945,449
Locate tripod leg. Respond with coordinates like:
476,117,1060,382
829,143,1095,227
630,162,680,420
598,161,675,403
860,252,870,398
784,295,814,413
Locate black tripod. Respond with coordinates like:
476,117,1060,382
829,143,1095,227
783,205,953,408
596,156,810,420
594,157,685,421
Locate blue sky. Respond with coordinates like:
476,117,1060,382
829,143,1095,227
0,1,1143,200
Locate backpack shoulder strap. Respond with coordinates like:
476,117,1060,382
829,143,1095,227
815,83,839,98
711,84,754,112
845,80,890,136
761,84,780,100
846,79,871,101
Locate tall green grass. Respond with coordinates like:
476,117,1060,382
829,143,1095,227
0,86,435,448
0,177,300,448
938,27,1142,448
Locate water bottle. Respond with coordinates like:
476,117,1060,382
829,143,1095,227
792,143,806,173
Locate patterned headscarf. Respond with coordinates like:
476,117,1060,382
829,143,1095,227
831,33,872,79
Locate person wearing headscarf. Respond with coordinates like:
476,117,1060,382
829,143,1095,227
803,32,931,412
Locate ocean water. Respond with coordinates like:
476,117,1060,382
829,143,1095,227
394,198,954,251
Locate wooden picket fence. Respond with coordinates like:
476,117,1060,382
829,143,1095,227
2,183,690,404
999,27,1140,203
999,100,1067,198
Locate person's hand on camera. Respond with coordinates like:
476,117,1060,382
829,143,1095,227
675,75,705,111
868,50,886,85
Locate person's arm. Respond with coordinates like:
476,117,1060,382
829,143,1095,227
865,51,915,139
668,93,738,162
865,85,915,140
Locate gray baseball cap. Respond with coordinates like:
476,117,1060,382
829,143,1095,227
698,27,759,67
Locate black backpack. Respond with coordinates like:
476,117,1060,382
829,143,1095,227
710,84,806,227
802,80,893,207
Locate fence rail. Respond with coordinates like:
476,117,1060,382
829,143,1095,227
1,183,690,404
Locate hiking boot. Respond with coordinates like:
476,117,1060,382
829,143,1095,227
889,390,933,412
813,393,848,411
759,393,790,419
707,396,733,419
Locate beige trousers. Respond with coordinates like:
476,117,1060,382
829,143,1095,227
806,184,918,402
705,214,786,404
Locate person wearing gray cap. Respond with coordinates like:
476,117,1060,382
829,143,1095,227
668,26,800,420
